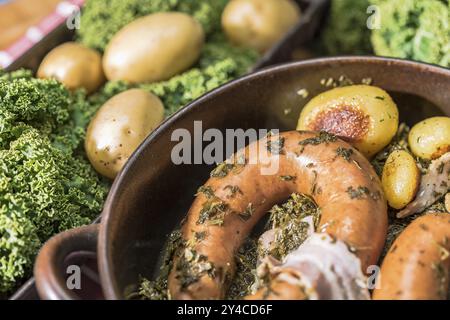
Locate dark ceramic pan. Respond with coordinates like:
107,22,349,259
8,0,329,300
34,57,450,300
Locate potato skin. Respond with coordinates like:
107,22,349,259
222,0,301,53
85,89,164,179
408,117,450,160
37,42,104,94
103,12,204,83
297,85,399,158
382,150,420,209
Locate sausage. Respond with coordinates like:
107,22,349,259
168,131,387,300
373,213,450,300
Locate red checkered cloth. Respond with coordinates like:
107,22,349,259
0,0,85,68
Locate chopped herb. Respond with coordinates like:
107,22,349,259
361,77,373,85
280,175,296,181
266,136,285,155
194,231,207,241
310,170,318,195
133,230,182,300
297,88,309,98
347,186,370,199
299,131,338,152
375,96,385,100
224,185,243,198
196,185,215,199
210,155,246,178
320,75,354,88
176,248,216,290
197,199,228,225
226,238,258,299
437,162,445,174
346,186,382,201
239,203,255,221
211,162,235,178
336,147,354,162
266,193,320,261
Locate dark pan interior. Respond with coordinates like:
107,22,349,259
99,57,450,299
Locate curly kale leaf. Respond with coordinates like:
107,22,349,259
0,72,108,295
371,0,450,67
77,0,229,52
320,0,373,55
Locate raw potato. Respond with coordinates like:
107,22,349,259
222,0,301,53
85,89,164,179
408,117,450,160
103,12,204,83
297,85,399,158
382,150,420,209
37,42,104,93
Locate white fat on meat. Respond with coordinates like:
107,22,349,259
397,152,450,218
259,232,370,300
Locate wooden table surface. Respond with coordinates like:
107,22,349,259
0,0,61,50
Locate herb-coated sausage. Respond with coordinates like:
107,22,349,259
168,131,387,299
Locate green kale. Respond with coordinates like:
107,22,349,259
0,71,108,295
371,0,450,67
320,0,373,55
77,0,229,52
320,0,450,67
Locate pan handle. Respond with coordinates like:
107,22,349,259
34,224,99,300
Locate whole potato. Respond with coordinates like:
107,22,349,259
222,0,301,53
382,150,420,209
85,89,164,179
408,116,450,160
297,85,399,158
37,42,104,94
103,12,204,83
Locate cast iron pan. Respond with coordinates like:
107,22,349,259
34,57,450,300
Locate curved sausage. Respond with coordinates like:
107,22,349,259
168,131,387,300
373,213,450,300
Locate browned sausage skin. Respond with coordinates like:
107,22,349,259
373,213,450,300
168,131,387,300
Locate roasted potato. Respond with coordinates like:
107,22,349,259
382,150,420,209
37,42,104,94
103,12,204,83
222,0,301,53
85,89,164,179
297,85,399,158
408,116,450,160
